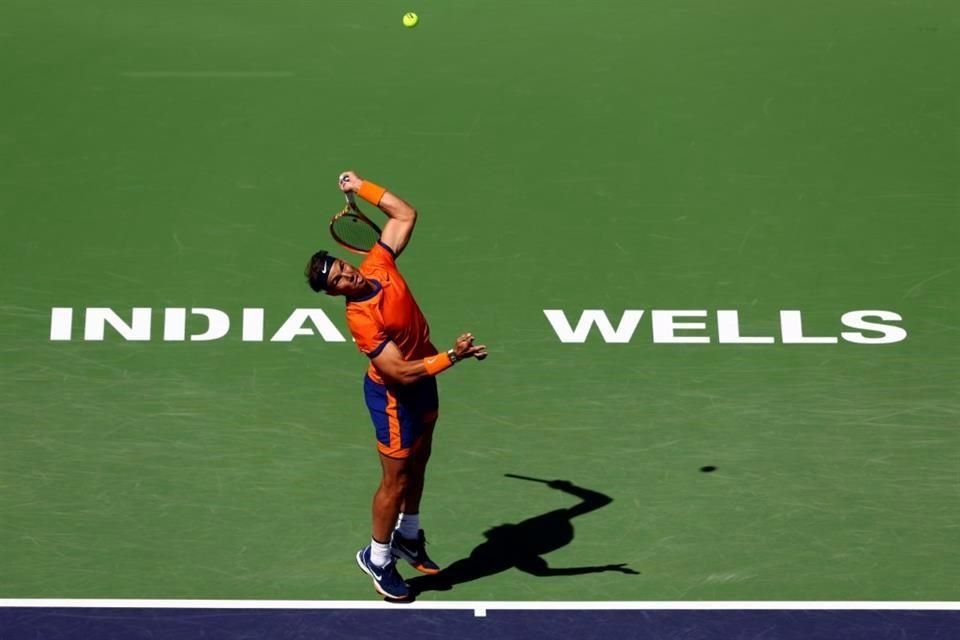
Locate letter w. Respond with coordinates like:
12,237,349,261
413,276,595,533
543,310,645,343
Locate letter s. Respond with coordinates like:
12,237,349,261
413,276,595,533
841,310,907,344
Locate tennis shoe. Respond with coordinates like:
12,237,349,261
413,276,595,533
391,529,441,575
356,545,409,600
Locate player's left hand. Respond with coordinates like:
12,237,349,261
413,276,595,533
604,564,640,575
454,332,488,361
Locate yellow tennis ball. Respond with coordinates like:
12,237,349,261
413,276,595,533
402,12,419,28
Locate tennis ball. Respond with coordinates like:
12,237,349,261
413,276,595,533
402,12,419,28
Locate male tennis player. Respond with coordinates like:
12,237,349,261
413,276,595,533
305,171,488,600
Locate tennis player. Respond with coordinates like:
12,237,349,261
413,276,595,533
305,171,488,600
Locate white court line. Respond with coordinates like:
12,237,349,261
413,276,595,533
121,71,295,78
1,600,959,612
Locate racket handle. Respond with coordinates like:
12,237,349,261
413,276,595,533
339,173,355,205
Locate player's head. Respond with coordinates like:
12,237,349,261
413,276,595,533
305,250,369,297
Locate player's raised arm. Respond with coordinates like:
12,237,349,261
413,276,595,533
338,171,417,257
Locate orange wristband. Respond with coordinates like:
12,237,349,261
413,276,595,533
423,351,454,376
357,180,387,206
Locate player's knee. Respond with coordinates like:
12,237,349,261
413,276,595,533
381,466,411,496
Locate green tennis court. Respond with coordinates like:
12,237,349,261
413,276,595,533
1,0,957,603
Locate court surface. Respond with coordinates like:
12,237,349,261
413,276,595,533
1,0,958,626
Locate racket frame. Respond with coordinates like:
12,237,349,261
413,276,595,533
329,191,382,255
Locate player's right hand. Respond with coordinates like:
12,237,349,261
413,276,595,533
454,332,488,361
338,170,362,193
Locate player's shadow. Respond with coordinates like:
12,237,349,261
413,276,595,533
406,474,638,596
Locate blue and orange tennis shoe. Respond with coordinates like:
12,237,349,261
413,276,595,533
356,545,409,600
391,529,441,575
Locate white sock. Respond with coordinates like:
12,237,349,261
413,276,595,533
396,512,420,539
370,539,392,567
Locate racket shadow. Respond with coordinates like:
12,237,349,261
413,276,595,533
406,475,639,597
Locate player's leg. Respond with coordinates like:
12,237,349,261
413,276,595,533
356,452,413,599
400,418,435,515
398,377,439,516
373,452,411,542
364,374,415,540
356,376,411,599
393,415,441,574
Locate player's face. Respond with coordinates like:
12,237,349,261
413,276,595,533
325,259,367,297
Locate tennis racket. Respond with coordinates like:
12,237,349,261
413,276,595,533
330,177,382,254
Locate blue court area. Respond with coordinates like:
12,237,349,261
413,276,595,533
1,605,959,640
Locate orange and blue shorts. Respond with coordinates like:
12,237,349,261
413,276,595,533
363,374,439,458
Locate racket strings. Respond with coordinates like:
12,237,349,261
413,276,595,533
331,212,379,253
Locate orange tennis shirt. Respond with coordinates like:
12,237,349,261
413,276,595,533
345,241,437,384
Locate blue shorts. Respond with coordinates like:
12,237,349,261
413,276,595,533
363,375,439,458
